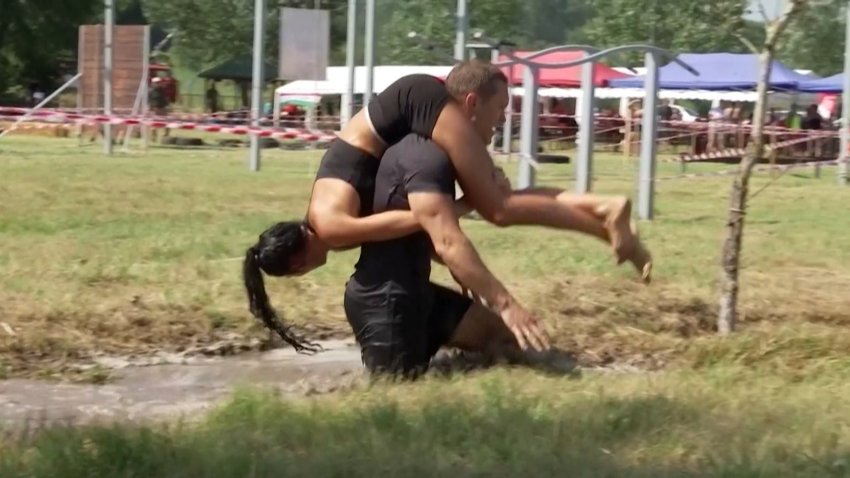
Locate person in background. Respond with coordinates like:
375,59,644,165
205,82,220,114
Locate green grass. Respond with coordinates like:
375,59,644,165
3,367,850,477
2,135,850,475
1,135,849,378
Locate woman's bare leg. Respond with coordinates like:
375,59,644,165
430,101,511,223
428,102,651,282
507,188,652,283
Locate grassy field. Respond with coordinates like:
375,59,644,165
2,135,850,378
2,368,850,477
2,134,850,474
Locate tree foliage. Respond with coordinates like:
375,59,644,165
1,0,845,98
776,0,845,75
0,0,101,98
376,0,590,64
141,0,280,69
579,0,756,65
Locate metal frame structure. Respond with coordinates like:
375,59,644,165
482,38,697,220
104,0,114,155
412,30,697,220
840,0,850,186
248,0,265,171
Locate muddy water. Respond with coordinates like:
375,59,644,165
0,339,365,431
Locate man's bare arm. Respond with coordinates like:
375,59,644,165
409,191,549,351
409,191,511,309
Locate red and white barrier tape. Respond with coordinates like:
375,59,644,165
0,109,338,143
657,158,846,182
678,132,838,163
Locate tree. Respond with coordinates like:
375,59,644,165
141,0,355,70
141,0,280,69
717,0,810,335
579,0,756,65
376,0,522,64
375,0,592,64
0,0,101,98
776,0,845,75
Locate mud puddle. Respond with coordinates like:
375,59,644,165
0,339,364,432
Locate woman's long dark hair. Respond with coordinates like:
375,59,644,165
242,221,322,354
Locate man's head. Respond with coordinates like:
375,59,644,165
445,60,509,144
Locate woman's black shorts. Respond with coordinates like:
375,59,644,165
313,74,451,216
314,139,380,216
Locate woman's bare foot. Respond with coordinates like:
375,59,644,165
627,220,653,284
596,198,652,284
598,197,636,265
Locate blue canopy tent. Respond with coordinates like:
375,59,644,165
609,53,816,90
798,73,844,93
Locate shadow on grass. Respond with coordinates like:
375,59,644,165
2,376,846,478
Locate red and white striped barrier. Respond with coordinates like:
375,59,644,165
657,157,846,182
0,108,338,143
679,132,838,163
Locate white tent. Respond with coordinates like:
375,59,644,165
273,65,453,127
273,64,816,129
517,87,760,102
276,65,453,96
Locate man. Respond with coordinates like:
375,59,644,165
243,60,650,357
342,62,554,378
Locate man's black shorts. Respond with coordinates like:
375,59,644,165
343,279,472,378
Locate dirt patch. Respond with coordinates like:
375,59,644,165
1,274,848,380
532,277,850,371
0,297,347,381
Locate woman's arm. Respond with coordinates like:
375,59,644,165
311,202,422,249
307,179,472,249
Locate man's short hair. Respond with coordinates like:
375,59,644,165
445,59,508,100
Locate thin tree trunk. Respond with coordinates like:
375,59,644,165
718,0,808,335
718,49,772,334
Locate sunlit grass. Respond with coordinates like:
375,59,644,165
0,135,848,379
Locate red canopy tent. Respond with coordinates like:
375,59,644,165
498,51,630,88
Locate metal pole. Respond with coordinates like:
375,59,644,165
122,72,145,151
343,0,357,127
272,92,281,128
141,25,150,152
502,63,514,155
76,27,84,145
363,0,375,105
124,25,150,152
638,52,659,220
489,47,501,151
0,73,82,140
248,0,265,172
576,54,596,194
454,0,468,61
103,0,114,155
839,0,850,186
518,65,539,189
